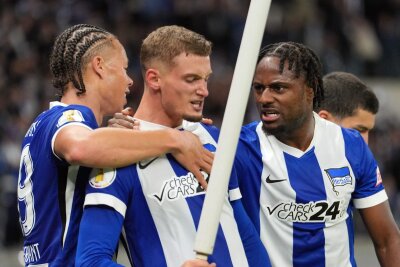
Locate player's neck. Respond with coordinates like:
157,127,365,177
135,92,182,128
274,114,315,151
60,89,103,126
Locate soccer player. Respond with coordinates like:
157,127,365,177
18,24,213,267
316,71,379,144
76,25,270,267
235,42,400,267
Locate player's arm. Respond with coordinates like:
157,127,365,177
359,201,400,267
54,126,213,188
230,199,269,266
76,206,124,267
76,206,217,267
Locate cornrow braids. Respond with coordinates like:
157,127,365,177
258,42,324,109
49,24,113,98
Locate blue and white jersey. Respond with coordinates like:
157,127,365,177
17,101,97,267
235,114,387,267
81,120,269,267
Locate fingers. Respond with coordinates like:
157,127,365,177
181,259,216,267
201,117,213,125
192,169,208,190
107,112,140,129
121,107,135,116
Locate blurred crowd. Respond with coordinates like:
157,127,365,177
0,0,399,247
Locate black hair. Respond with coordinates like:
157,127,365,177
317,71,379,118
258,41,324,109
49,24,113,98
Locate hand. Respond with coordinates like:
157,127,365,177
172,130,214,190
107,107,140,130
181,259,216,267
201,117,213,125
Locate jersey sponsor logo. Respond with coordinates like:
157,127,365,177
375,167,383,186
325,167,353,195
89,168,116,188
150,171,208,204
57,109,84,127
265,175,287,183
138,157,158,169
264,200,347,223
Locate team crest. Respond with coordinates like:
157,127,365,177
89,168,116,188
325,167,353,196
57,110,84,127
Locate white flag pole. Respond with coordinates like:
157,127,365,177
194,0,272,260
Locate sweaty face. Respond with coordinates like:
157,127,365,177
338,108,376,144
158,53,211,126
252,56,314,138
101,40,133,115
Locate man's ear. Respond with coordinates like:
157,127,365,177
318,110,333,120
145,68,161,91
91,56,106,79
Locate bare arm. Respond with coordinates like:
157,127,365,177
54,125,213,188
359,200,400,267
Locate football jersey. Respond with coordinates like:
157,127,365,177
235,114,387,267
17,101,97,267
82,120,269,267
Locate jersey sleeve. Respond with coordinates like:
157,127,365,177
84,166,135,218
76,206,125,267
343,129,388,209
50,105,98,159
230,200,271,266
228,165,242,201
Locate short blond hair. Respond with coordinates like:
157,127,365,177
140,25,212,73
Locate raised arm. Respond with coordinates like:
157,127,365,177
54,126,212,188
359,200,400,267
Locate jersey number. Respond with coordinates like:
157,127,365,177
309,201,340,221
17,145,36,236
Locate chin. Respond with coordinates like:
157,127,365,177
262,123,284,136
183,114,203,122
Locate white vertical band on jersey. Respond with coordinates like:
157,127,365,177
28,263,49,267
62,165,79,246
138,155,197,267
51,122,93,161
219,202,249,267
313,117,352,267
194,0,272,258
256,122,295,267
84,193,127,217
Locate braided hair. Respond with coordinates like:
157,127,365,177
49,24,114,98
258,42,324,109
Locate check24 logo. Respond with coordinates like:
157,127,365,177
265,200,346,222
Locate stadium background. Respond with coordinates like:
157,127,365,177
0,0,399,266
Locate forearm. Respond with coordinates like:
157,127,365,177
375,237,400,267
65,127,180,168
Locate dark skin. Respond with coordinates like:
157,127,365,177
252,56,315,151
254,56,400,267
359,199,400,267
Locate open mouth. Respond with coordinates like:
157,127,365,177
261,110,280,122
191,100,203,111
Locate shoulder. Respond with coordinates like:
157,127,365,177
183,120,220,141
239,121,260,144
